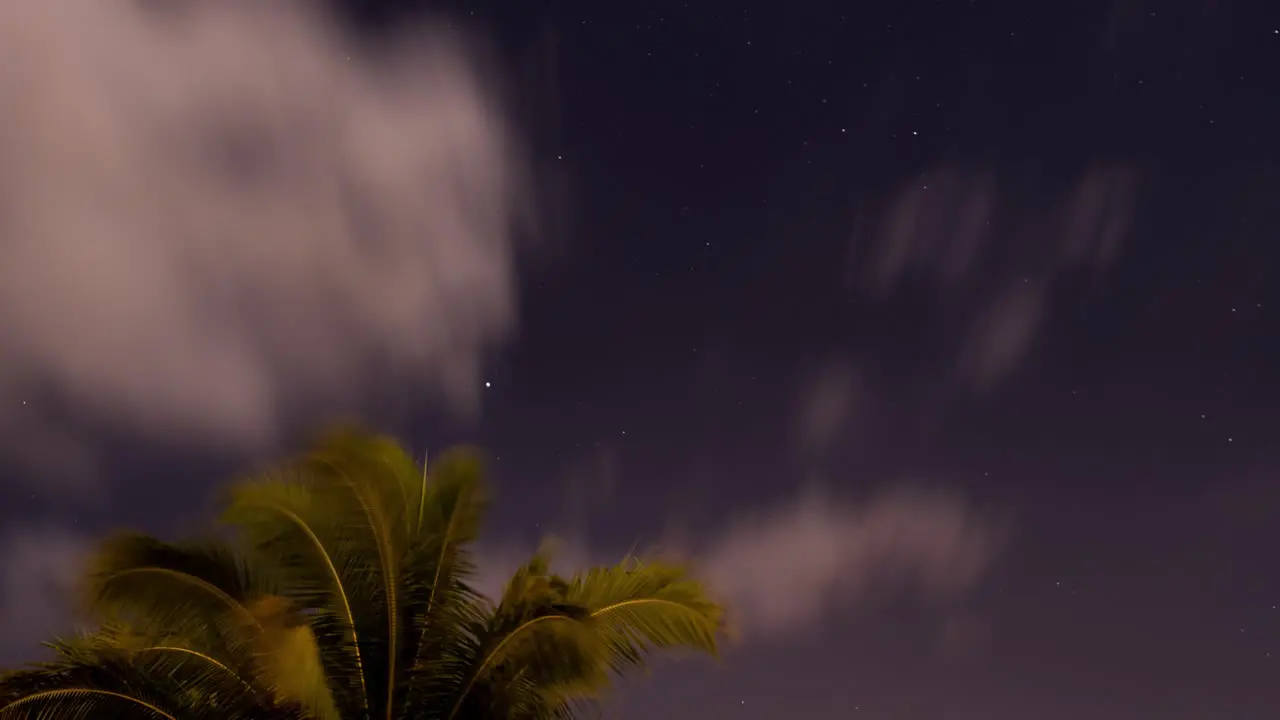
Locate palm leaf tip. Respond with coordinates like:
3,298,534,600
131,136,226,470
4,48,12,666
579,562,724,663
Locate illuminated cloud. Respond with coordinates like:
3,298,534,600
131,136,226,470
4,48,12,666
0,0,528,486
475,487,1002,643
699,487,1000,640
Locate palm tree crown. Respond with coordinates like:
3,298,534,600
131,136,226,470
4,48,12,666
0,428,723,719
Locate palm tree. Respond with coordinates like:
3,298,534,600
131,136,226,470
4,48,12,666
0,429,723,719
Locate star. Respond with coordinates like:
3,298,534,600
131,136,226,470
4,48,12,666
484,381,491,388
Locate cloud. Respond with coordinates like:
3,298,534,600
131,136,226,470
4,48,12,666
699,487,1000,640
852,163,1141,391
476,486,1001,644
868,169,997,294
957,281,1046,391
0,525,93,665
0,490,997,661
794,364,862,460
0,0,527,485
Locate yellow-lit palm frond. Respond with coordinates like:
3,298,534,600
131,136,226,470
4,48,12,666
0,534,318,719
80,533,273,681
435,546,723,720
0,626,299,720
222,429,491,720
1,427,727,720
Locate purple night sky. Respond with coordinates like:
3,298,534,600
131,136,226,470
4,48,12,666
0,1,1277,717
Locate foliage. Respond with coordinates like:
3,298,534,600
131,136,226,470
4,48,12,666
0,429,722,719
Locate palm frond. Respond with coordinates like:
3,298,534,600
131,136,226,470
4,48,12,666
443,607,582,720
568,558,722,674
0,687,178,720
399,448,490,719
79,533,270,670
221,430,463,720
0,634,290,720
2,429,729,720
438,549,724,720
405,448,487,647
302,429,417,720
247,596,340,720
222,476,374,718
438,549,599,720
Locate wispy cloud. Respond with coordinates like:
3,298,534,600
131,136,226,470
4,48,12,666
0,0,528,487
957,281,1046,391
794,364,862,462
699,487,1001,640
851,163,1142,391
476,486,1003,644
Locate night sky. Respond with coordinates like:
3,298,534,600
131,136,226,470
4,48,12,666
2,0,1279,718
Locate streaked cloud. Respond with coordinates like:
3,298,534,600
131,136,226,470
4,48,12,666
851,163,1141,391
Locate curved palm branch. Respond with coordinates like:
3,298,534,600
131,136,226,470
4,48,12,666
81,534,267,661
0,535,320,719
0,629,297,720
437,548,722,720
1,428,725,720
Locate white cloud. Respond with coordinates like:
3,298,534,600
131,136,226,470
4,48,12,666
699,487,999,640
0,0,527,485
476,487,1001,643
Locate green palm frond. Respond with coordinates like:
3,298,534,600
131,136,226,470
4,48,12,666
303,429,417,720
0,685,180,720
0,428,727,720
440,547,723,720
246,595,340,720
80,533,271,669
222,474,377,718
0,632,292,720
220,429,481,720
403,448,489,714
568,558,722,673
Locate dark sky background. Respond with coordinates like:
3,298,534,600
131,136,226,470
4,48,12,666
2,0,1279,718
